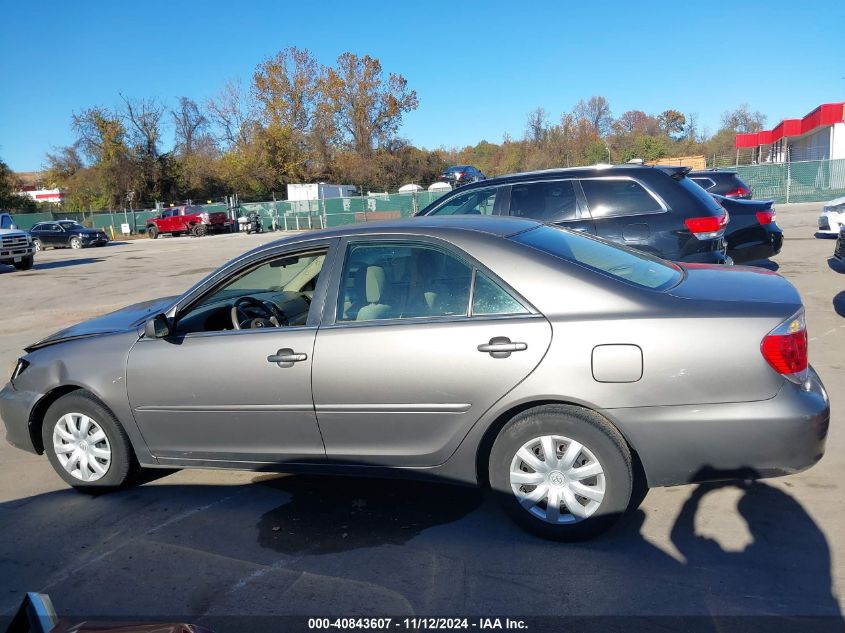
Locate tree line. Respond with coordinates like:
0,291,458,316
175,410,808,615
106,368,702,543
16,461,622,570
2,46,767,212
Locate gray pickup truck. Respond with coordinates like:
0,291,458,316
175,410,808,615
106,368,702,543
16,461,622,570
0,212,35,271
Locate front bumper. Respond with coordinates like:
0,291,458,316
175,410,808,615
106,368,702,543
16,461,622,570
0,245,35,261
0,381,41,454
607,366,829,487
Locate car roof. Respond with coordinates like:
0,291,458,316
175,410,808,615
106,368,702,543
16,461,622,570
253,216,542,251
485,163,688,183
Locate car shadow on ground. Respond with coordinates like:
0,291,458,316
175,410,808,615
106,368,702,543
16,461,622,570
833,291,845,318
33,258,104,271
0,469,842,626
828,258,845,274
741,258,780,271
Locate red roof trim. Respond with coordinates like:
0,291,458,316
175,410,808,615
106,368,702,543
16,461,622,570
735,102,845,148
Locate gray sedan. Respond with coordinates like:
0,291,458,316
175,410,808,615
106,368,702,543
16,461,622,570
0,216,830,540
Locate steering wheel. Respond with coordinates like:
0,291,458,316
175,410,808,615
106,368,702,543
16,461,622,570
230,296,285,330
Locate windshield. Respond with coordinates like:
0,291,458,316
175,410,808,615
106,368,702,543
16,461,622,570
513,224,682,290
58,221,84,230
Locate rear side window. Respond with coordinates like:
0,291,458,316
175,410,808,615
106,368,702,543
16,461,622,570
428,187,499,216
471,271,528,316
509,180,578,222
513,225,681,290
676,177,726,213
691,177,715,190
580,178,663,218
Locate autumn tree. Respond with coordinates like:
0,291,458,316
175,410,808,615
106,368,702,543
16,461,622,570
0,158,37,212
322,52,419,156
657,109,686,137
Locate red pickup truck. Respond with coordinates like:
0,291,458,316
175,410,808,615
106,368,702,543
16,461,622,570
146,205,231,238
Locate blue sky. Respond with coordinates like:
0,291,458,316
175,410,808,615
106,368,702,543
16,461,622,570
1,0,842,171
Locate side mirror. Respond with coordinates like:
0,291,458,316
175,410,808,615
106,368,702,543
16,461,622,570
144,314,171,339
10,223,17,230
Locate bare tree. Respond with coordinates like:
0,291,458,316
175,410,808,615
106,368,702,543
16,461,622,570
206,79,255,148
573,96,612,137
525,107,548,143
120,94,165,158
172,97,207,155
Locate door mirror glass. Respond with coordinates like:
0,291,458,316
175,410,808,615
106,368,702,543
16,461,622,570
144,314,171,339
10,223,17,230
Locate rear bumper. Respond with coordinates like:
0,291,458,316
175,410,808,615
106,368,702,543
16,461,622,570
607,367,829,487
728,225,783,263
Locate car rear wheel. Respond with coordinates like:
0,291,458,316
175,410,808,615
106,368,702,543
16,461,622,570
13,255,34,270
147,225,159,239
42,391,138,491
70,236,82,249
489,404,632,540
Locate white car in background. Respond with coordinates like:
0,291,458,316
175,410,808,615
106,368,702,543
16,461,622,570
817,197,845,236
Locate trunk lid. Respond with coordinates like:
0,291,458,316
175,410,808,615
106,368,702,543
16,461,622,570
670,264,801,307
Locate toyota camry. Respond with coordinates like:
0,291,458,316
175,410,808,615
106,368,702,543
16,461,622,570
0,216,830,540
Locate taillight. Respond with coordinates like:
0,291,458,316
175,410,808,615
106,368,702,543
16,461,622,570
756,209,775,225
761,309,808,384
725,186,749,198
684,210,728,239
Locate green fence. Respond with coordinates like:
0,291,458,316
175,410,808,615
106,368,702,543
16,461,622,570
729,158,845,204
8,191,450,235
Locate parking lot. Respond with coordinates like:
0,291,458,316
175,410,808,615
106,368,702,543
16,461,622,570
0,204,842,626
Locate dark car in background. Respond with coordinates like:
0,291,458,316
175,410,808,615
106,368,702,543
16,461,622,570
29,220,109,250
418,164,730,264
689,169,752,199
439,165,486,188
716,195,783,264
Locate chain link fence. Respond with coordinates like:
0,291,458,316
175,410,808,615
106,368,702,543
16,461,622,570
9,162,842,235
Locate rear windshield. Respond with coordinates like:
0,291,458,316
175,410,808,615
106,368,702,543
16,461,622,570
512,224,682,290
444,166,467,173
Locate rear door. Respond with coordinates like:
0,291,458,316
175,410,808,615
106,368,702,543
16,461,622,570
578,177,668,256
311,237,552,467
504,179,595,233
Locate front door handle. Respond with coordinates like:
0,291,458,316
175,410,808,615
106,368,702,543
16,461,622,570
478,337,527,358
267,348,308,366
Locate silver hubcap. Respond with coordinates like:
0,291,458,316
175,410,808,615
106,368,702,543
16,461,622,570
509,434,605,524
71,238,81,248
34,240,42,251
52,413,111,482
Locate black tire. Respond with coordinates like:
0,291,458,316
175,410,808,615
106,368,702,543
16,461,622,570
13,255,34,271
489,404,632,541
147,225,159,239
192,223,208,237
41,391,138,492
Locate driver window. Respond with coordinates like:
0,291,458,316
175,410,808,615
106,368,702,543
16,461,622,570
176,250,327,334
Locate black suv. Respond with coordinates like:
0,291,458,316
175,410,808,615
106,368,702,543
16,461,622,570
417,164,730,264
438,165,486,188
689,169,752,199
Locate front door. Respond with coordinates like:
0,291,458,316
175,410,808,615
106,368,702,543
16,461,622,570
311,239,552,467
126,244,335,464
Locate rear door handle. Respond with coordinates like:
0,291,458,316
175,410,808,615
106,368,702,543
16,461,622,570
267,348,308,365
478,337,527,358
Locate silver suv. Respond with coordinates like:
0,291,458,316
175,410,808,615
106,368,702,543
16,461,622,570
0,212,35,271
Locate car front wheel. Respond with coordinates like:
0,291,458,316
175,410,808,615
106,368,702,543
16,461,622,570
147,226,159,239
42,391,138,491
489,405,632,540
70,236,82,249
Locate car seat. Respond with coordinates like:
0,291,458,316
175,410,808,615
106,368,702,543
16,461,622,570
356,266,393,321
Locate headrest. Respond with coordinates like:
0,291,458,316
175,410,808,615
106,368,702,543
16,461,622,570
366,266,386,303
